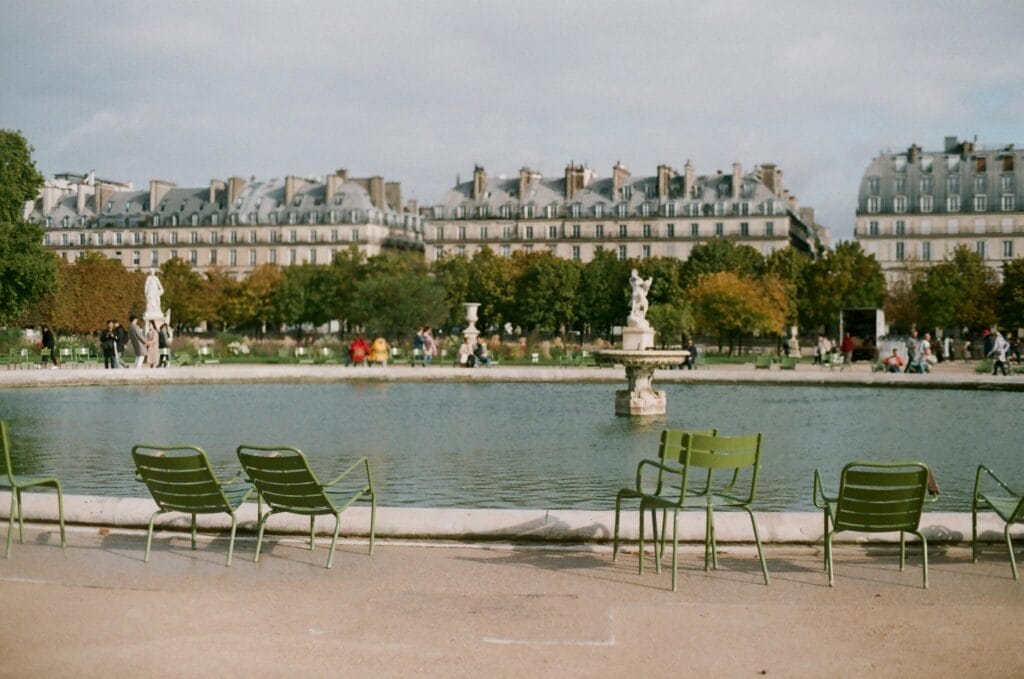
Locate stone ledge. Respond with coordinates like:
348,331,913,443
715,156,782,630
2,492,1020,544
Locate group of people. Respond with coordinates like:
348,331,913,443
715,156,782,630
412,327,438,365
346,334,391,366
99,316,171,369
456,336,491,367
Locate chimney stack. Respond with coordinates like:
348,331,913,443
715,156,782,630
97,183,116,212
149,180,175,215
41,185,62,214
385,181,402,211
227,177,246,206
731,162,743,198
564,163,586,200
518,167,534,200
759,163,783,196
209,179,226,205
657,164,676,201
907,144,921,164
76,183,91,215
284,175,312,206
612,162,631,201
683,160,696,198
367,176,385,210
472,165,487,201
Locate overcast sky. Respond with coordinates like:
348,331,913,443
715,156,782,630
2,1,1022,242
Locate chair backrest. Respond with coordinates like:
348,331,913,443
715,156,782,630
1,421,15,483
236,445,332,514
833,461,929,533
132,444,234,514
659,428,717,464
685,432,764,501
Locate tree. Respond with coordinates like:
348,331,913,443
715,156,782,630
912,245,998,331
467,248,517,334
633,256,686,307
510,252,581,333
647,302,694,348
999,258,1024,331
690,272,790,353
431,253,473,329
272,264,336,332
766,247,810,326
0,129,44,223
578,249,629,337
324,246,364,325
680,238,765,289
159,258,206,329
350,270,449,343
800,241,885,331
0,130,55,324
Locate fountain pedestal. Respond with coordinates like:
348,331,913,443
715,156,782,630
594,350,690,417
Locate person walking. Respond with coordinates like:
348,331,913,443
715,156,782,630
40,324,58,368
989,330,1011,376
904,330,920,373
100,320,118,369
158,324,171,367
128,315,146,368
682,339,698,370
422,327,437,366
145,320,159,368
840,332,854,366
113,320,129,368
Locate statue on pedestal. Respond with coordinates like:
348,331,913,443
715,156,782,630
627,269,653,329
144,269,166,322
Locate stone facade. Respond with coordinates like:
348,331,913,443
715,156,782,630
424,162,825,263
26,170,424,277
854,137,1024,284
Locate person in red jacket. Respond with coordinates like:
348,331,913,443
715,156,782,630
348,334,370,366
841,332,854,366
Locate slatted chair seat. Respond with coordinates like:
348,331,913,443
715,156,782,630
132,444,252,566
972,465,1024,580
2,421,66,558
814,461,934,588
236,445,376,569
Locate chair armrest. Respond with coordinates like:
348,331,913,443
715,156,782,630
324,456,374,493
812,469,835,509
975,464,1019,497
636,459,685,501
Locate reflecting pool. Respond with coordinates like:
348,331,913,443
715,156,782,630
0,383,1017,511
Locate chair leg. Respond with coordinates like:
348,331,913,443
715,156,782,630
368,494,376,556
190,514,197,550
971,499,980,563
145,510,166,563
225,513,237,567
612,493,623,561
745,507,770,585
899,531,906,571
916,531,929,589
54,480,66,548
326,514,341,569
5,491,16,558
16,488,24,543
823,509,829,569
703,506,716,571
658,508,668,563
651,508,661,574
309,515,316,551
671,510,680,592
638,504,646,576
254,511,271,563
1006,524,1019,581
826,530,835,587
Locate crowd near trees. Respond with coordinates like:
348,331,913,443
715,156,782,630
7,127,1024,350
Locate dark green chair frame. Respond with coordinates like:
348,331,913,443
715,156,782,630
1,421,65,558
236,445,376,569
972,464,1024,580
132,444,252,566
814,461,933,588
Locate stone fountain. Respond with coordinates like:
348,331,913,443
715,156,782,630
593,269,690,417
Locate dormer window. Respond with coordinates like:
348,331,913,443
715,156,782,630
125,201,132,212
334,194,344,205
622,185,632,201
500,204,510,219
570,203,580,218
521,204,534,219
190,213,199,226
293,195,303,207
211,213,219,226
455,205,466,219
616,203,628,218
867,177,880,194
106,201,113,211
594,203,604,218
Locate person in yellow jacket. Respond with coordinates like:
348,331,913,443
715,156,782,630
370,336,390,366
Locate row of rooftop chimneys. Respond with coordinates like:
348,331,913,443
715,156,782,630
470,161,787,204
38,169,410,217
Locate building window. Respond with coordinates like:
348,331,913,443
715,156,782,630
189,250,198,265
268,250,277,264
975,175,986,192
714,223,723,236
525,226,534,239
456,245,466,256
765,221,775,237
210,231,218,245
868,177,880,194
229,249,237,266
947,195,961,212
330,228,338,242
170,215,179,226
522,205,534,219
974,195,988,211
571,245,581,261
894,196,907,213
480,226,488,240
190,213,199,226
866,196,881,213
502,226,513,239
170,250,177,260
920,195,933,213
548,225,558,239
642,244,651,259
571,224,580,238
948,176,960,193
151,232,159,245
96,233,104,245
289,229,297,243
249,249,257,266
131,251,140,266
895,220,906,235
690,223,699,237
642,224,651,237
1003,241,1014,258
666,223,675,238
617,245,627,261
740,222,749,237
617,204,628,218
351,228,359,242
115,233,123,245
737,202,750,216
79,233,86,245
618,224,627,238
1001,175,1013,193
976,240,986,257
152,216,160,227
594,224,604,238
132,232,142,245
269,212,278,225
895,242,905,261
868,220,878,236
640,204,651,217
894,178,906,194
1002,195,1015,211
921,242,931,261
434,225,444,240
210,249,218,264
921,176,933,193
665,202,677,217
309,249,317,265
594,204,604,218
570,204,580,218
229,231,237,244
211,213,219,226
500,244,511,257
189,231,197,244
288,248,297,265
57,233,65,246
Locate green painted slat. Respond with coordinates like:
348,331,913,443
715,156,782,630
842,485,924,503
254,479,322,495
838,497,922,515
132,454,208,471
687,449,757,470
137,468,216,484
237,454,309,471
844,470,925,487
245,468,318,485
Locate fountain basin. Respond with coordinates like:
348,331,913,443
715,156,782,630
593,350,690,416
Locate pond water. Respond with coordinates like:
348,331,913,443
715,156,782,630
0,383,1017,511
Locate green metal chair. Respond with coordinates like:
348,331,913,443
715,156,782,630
1,421,66,558
754,355,772,369
236,445,376,568
813,461,933,588
972,465,1024,580
612,428,717,565
132,444,252,566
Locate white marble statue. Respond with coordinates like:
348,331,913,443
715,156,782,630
627,269,653,328
144,269,165,319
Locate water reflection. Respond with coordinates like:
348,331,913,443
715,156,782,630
0,382,1017,511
